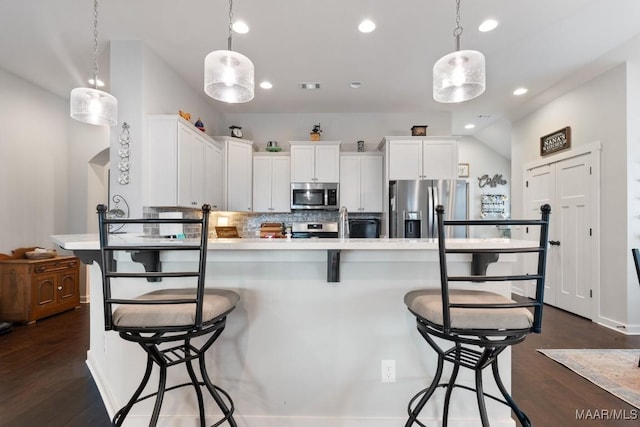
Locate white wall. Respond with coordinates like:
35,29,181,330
626,59,640,327
512,64,630,327
458,136,511,236
218,111,451,152
108,41,224,215
0,68,69,253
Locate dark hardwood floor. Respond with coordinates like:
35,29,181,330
512,296,640,426
0,305,110,427
0,301,638,426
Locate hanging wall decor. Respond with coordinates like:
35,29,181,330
118,122,130,185
540,126,571,156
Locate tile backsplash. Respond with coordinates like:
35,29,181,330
144,207,381,238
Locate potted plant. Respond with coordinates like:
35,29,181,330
310,123,322,141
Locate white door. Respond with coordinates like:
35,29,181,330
554,154,592,318
525,164,555,303
422,140,458,180
271,156,291,212
339,156,361,211
252,156,272,212
524,152,594,319
290,145,315,182
388,140,422,180
360,155,383,212
205,142,223,210
314,145,340,183
226,141,253,212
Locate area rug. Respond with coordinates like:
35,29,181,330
538,349,640,409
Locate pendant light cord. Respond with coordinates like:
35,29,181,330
92,0,100,89
227,0,234,51
453,0,463,51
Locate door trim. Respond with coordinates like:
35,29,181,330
523,141,601,321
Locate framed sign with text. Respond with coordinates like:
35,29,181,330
540,126,571,156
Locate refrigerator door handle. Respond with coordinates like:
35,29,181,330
431,183,439,238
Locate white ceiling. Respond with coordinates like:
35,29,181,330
2,0,640,158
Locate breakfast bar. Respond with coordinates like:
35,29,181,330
51,235,531,427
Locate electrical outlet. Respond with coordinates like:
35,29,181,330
381,359,396,383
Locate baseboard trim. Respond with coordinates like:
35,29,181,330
86,350,118,420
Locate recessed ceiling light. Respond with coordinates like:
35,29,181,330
349,81,362,89
300,82,321,90
358,19,376,33
513,87,528,96
464,123,476,129
232,21,249,34
260,81,273,89
478,19,498,32
88,78,105,87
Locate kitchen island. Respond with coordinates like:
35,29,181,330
51,235,531,427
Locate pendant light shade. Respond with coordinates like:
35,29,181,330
433,0,486,103
204,0,254,103
433,49,486,103
70,0,117,126
70,87,118,126
204,49,255,103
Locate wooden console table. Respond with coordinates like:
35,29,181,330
0,256,80,324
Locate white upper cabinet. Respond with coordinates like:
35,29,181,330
253,154,291,213
177,125,204,208
385,138,458,180
340,153,383,212
146,115,218,208
214,136,256,212
290,141,340,182
205,140,224,210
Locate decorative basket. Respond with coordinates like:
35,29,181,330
25,250,57,260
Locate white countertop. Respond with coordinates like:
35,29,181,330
51,234,536,251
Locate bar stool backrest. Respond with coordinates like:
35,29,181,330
435,204,551,335
633,248,640,286
96,204,211,332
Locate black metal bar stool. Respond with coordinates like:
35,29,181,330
404,204,551,427
97,204,239,427
632,248,640,367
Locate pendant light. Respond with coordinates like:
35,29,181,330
433,0,486,103
204,0,255,103
70,0,118,126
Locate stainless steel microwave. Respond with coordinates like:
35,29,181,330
291,182,339,210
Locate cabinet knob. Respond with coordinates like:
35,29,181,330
57,286,63,291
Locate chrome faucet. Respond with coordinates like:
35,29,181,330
339,206,349,238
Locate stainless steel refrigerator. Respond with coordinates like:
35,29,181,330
389,180,468,238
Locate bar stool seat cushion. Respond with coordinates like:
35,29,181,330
405,289,533,330
113,288,240,328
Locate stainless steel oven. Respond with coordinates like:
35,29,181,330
291,222,339,238
291,182,339,210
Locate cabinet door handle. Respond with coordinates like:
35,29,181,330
549,240,561,246
57,286,63,291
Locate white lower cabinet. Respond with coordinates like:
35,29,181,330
339,153,383,212
253,154,291,213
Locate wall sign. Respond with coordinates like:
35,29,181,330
457,163,469,178
540,126,571,156
478,174,508,188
